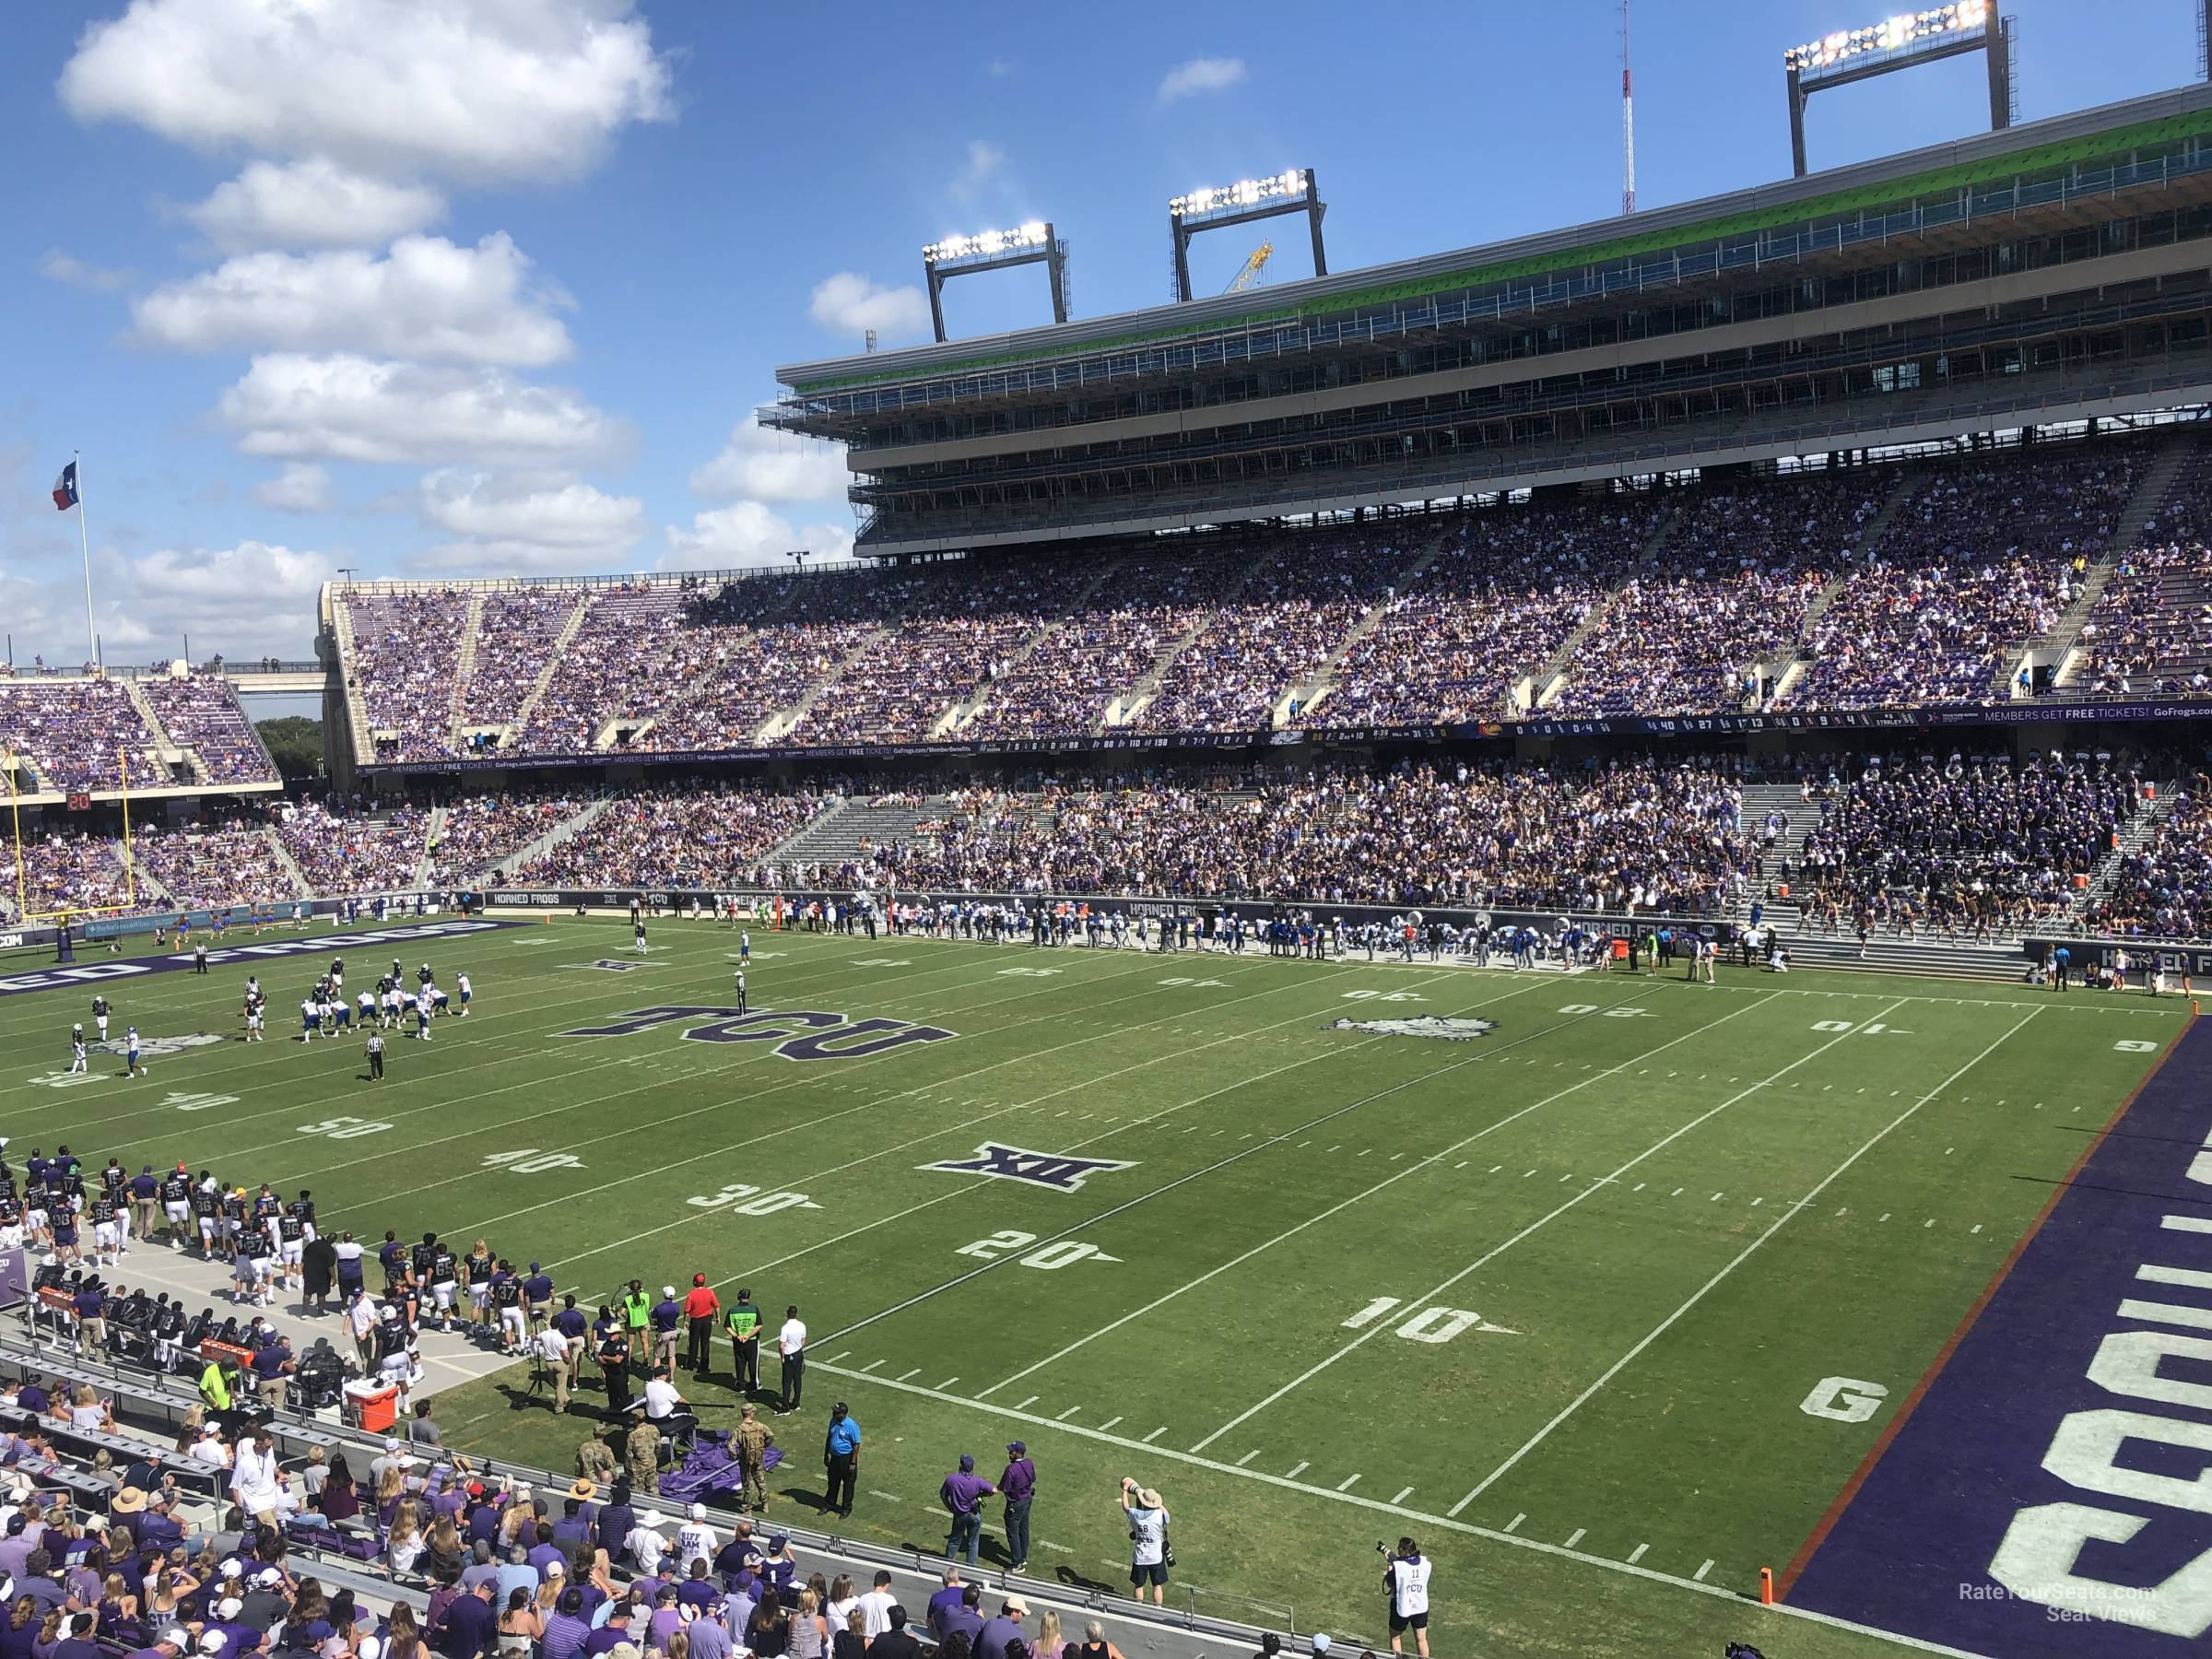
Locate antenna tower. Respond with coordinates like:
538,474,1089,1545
1621,0,1636,216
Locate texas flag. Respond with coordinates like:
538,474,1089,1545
51,461,77,512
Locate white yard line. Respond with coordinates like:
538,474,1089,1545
806,1359,1985,1659
979,990,1772,1400
1186,998,1910,1453
1457,1006,2041,1510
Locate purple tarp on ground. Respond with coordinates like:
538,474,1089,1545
1788,1019,2212,1655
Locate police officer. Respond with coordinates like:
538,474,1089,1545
597,1319,633,1418
735,1403,774,1513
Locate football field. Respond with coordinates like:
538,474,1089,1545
0,914,2192,1657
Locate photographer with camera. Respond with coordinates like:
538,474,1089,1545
1381,1537,1430,1658
1118,1477,1170,1606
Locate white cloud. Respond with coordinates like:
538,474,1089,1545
38,250,133,291
59,0,672,185
689,418,848,505
808,272,929,342
182,158,446,253
251,462,333,512
950,139,1006,203
663,501,853,570
125,539,339,656
987,58,1015,78
1158,56,1246,102
133,233,571,366
413,467,644,572
218,354,628,466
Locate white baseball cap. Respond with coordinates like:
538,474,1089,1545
689,1503,705,1520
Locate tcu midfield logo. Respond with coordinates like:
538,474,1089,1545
924,1143,1135,1193
559,1005,956,1061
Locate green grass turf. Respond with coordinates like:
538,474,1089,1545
0,916,2187,1656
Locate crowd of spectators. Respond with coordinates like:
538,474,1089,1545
512,784,826,888
1135,530,1407,733
1313,498,1660,725
2077,453,2212,697
1554,473,1881,716
462,593,588,735
345,594,468,763
139,676,282,786
0,831,137,923
515,586,691,757
129,825,304,911
1783,753,2141,935
876,758,1751,913
0,680,162,792
643,574,894,754
1789,444,2141,710
274,804,429,895
2083,775,2212,938
426,792,592,884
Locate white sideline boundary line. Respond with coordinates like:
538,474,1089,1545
976,992,1774,1398
1457,1005,2042,1509
807,1359,1990,1659
1186,998,1912,1453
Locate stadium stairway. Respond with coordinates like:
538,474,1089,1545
1101,544,1270,731
413,805,447,888
1530,498,1687,708
111,842,173,907
2022,434,2194,694
1278,521,1455,724
327,595,377,762
1737,782,1817,935
442,593,486,749
486,794,614,879
764,794,939,877
2065,778,2176,926
946,557,1125,733
264,825,315,900
120,677,199,785
759,624,890,743
504,589,593,745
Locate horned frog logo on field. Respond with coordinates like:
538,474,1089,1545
1330,1015,1498,1041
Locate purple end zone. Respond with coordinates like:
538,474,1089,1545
0,917,522,1001
1789,1018,2212,1654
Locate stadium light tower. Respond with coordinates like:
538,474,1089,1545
921,222,1070,344
1783,3,2015,177
1169,170,1325,303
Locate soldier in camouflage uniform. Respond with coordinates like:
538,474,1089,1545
735,1402,773,1512
576,1426,617,1489
625,1407,663,1496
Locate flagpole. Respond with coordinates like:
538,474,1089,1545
4,750,24,926
76,450,96,671
118,745,134,908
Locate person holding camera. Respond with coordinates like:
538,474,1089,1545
1382,1537,1430,1658
1118,1477,1170,1606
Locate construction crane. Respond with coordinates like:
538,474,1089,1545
1222,241,1273,295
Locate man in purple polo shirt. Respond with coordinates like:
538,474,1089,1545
938,1454,994,1567
997,1441,1035,1572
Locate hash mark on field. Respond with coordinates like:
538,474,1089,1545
1945,1147,1955,1157
1286,1461,1309,1480
1504,1512,1524,1534
867,1490,903,1503
1563,1528,1586,1548
1710,1193,1724,1203
1877,1214,1891,1223
1144,1426,1168,1443
936,1376,959,1389
1971,1224,1983,1234
860,1358,886,1372
1488,1165,1502,1173
1924,1218,1936,1229
1336,1474,1361,1492
1671,1187,1684,1197
1695,1559,1714,1582
897,1369,920,1382
1358,1148,1372,1158
827,1351,852,1365
1455,1162,1468,1169
1097,1416,1122,1431
1056,1406,1081,1420
1750,1197,1763,1206
1524,1169,1537,1179
1559,1172,1571,1182
1039,1542,1072,1554
1015,1394,1040,1409
1626,1543,1648,1564
1632,1182,1645,1192
1236,1450,1261,1466
1392,1486,1414,1504
1327,1145,1342,1153
1391,1152,1406,1161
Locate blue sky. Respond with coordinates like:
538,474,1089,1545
0,0,2197,665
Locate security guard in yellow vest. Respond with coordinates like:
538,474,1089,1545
724,1288,761,1394
619,1280,652,1375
